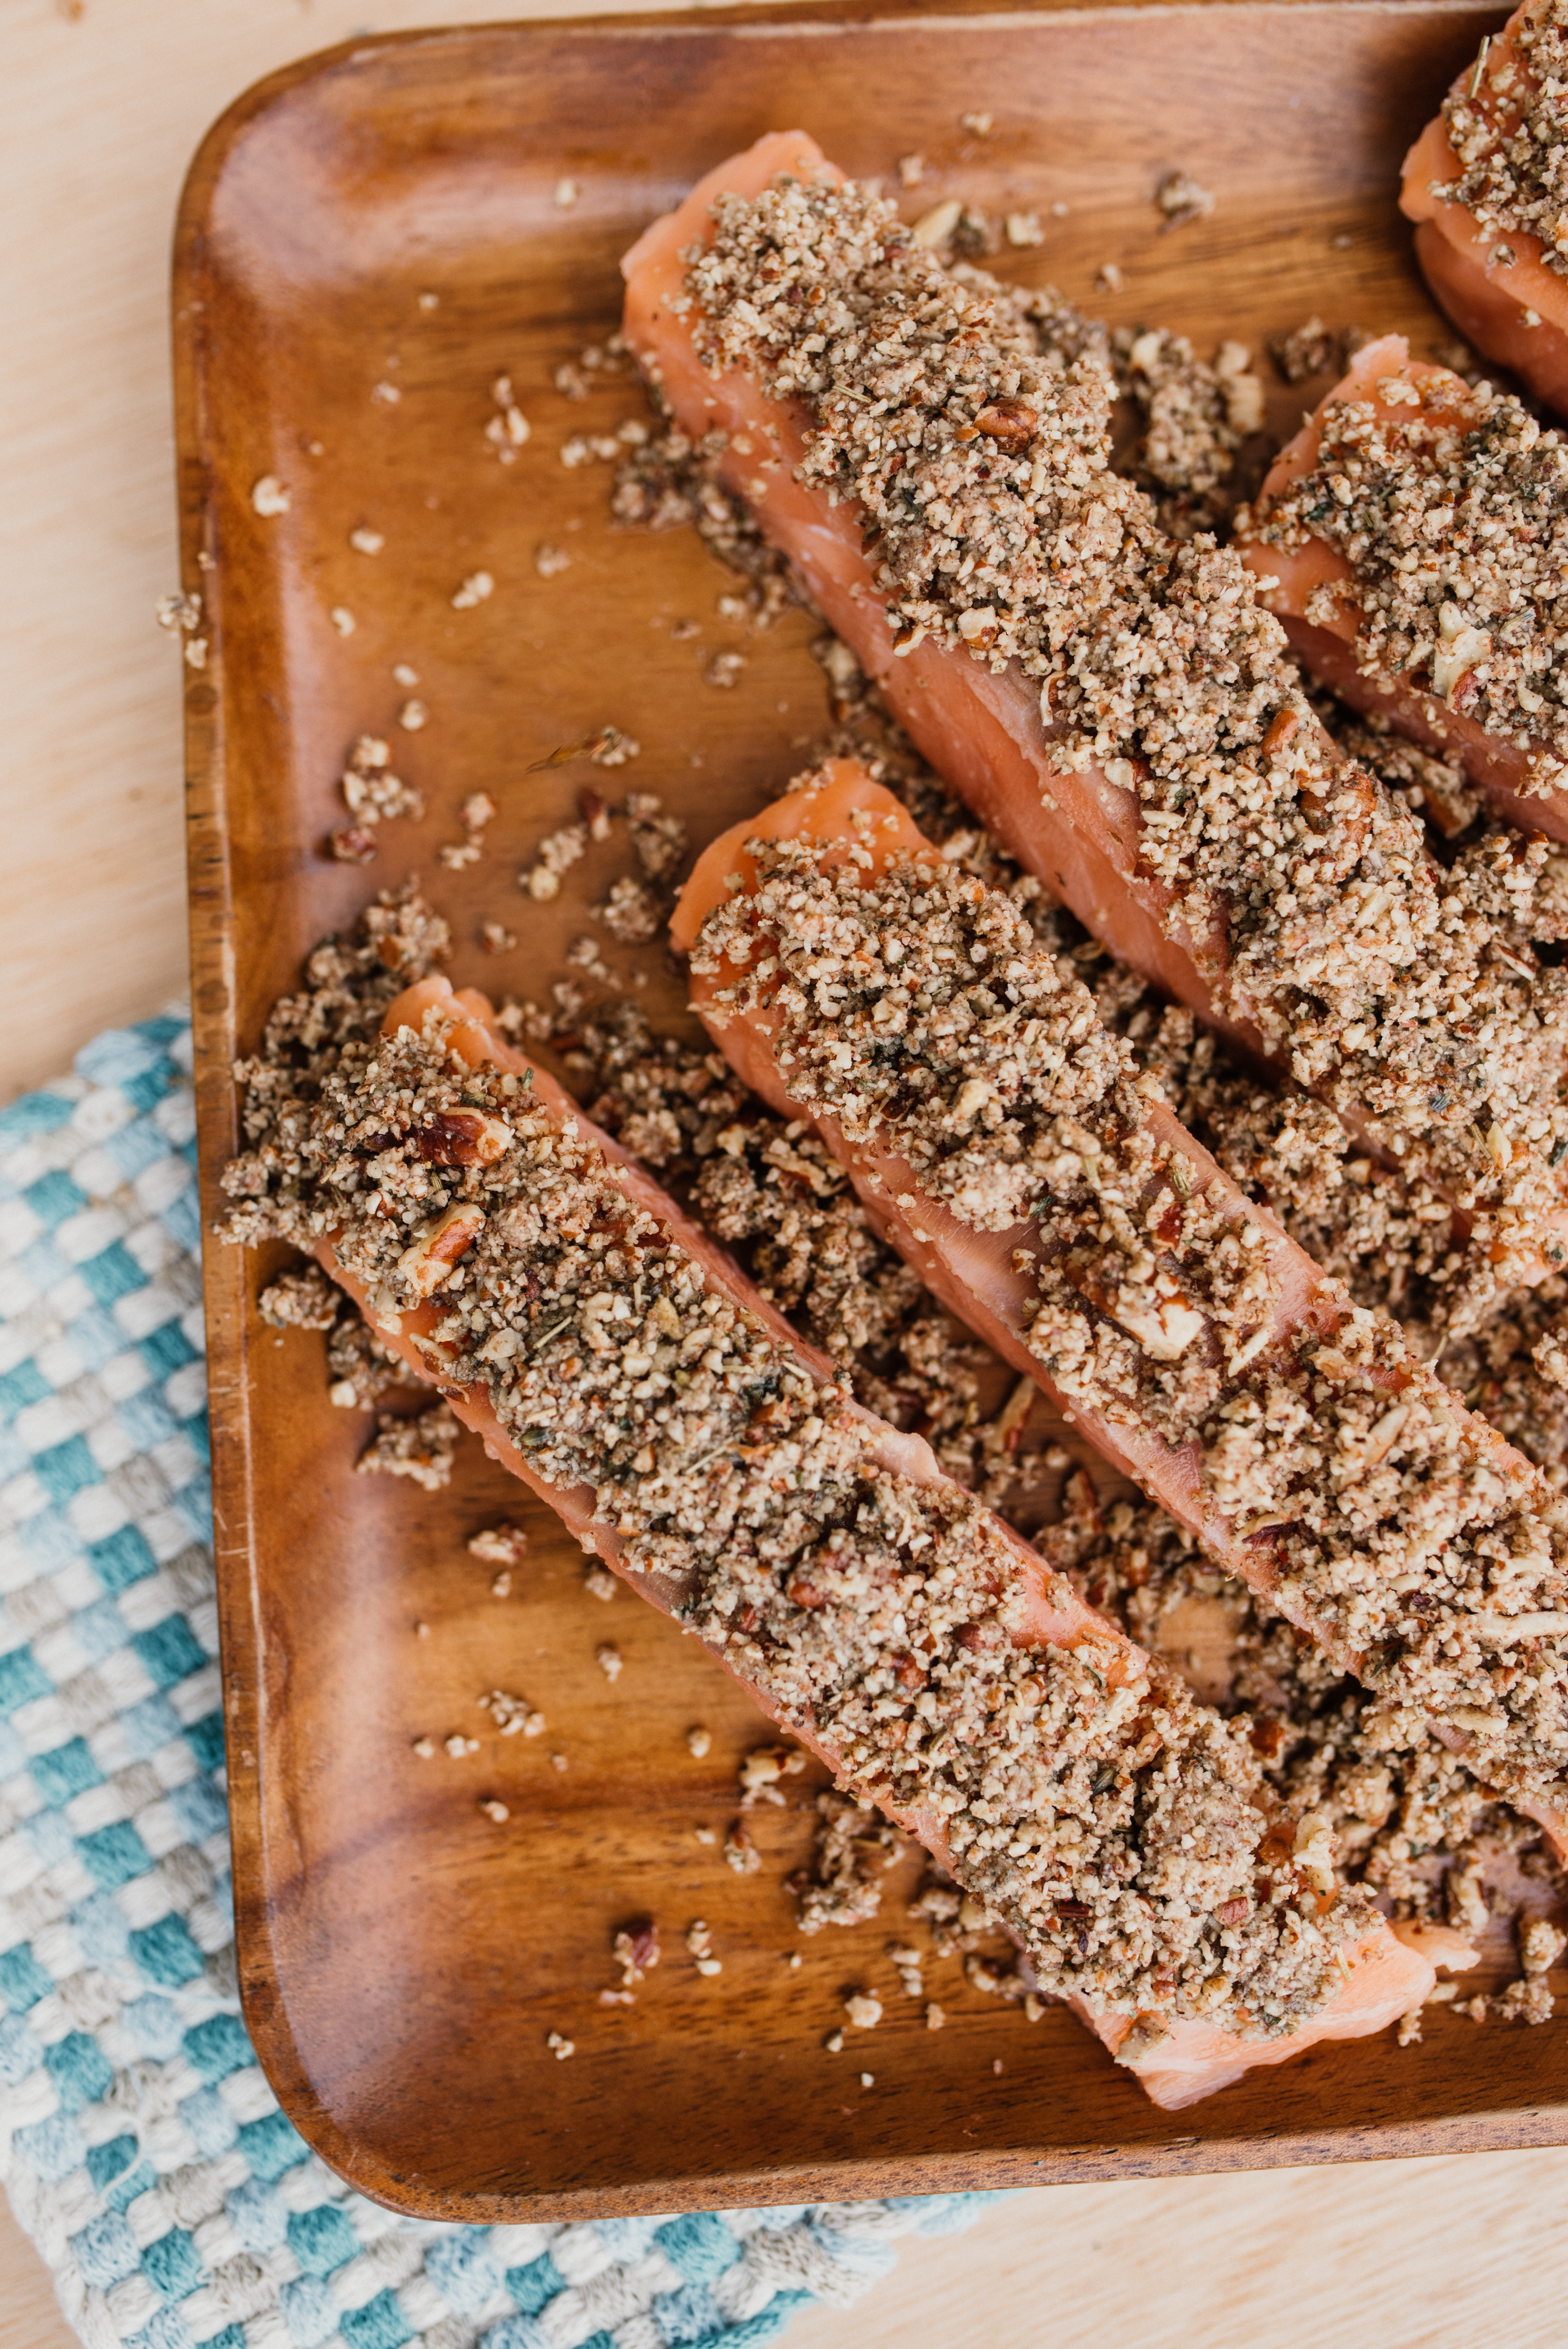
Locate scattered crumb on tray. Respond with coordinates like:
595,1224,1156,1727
355,1402,460,1492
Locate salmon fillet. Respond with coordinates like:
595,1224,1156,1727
222,962,1432,2107
1401,1,1568,416
671,759,1568,1853
620,137,1568,1275
1238,333,1568,845
621,135,1251,1054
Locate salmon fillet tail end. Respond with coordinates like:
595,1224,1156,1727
621,132,836,390
1236,334,1568,844
1078,1920,1434,2110
1399,14,1568,414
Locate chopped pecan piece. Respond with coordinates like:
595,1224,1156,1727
396,1201,486,1296
412,1109,513,1166
975,399,1037,447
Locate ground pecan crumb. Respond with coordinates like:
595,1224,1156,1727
438,790,496,873
738,1741,807,1808
521,821,589,902
590,727,641,770
624,793,688,889
325,1310,406,1409
258,1262,339,1329
887,1941,925,1998
1267,316,1350,384
909,198,996,261
595,875,663,943
613,1916,660,1989
909,1876,964,1957
469,1524,529,1568
485,374,530,462
355,1402,460,1492
330,827,378,865
723,1821,761,1875
1467,1904,1564,2023
1490,1973,1556,2022
555,333,634,401
1155,169,1215,230
1522,1912,1566,1973
479,1686,544,1738
791,1790,908,1934
966,1951,1030,2001
686,1919,723,1977
341,733,424,828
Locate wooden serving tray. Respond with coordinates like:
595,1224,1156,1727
177,0,1568,2222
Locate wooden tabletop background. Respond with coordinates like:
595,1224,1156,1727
8,0,1568,2340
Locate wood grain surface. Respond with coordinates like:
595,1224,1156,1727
10,0,1568,2337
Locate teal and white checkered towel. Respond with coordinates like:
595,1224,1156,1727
0,1017,997,2349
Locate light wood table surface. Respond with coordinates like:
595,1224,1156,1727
5,1,1568,2344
